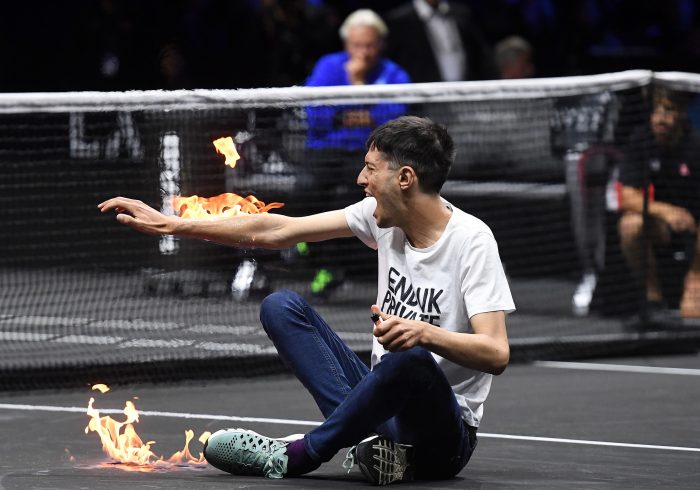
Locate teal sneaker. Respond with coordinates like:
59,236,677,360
344,435,415,486
203,429,301,479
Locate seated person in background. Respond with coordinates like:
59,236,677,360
302,9,410,295
494,36,535,80
618,87,700,317
304,8,410,159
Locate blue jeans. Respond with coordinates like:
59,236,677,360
259,290,476,479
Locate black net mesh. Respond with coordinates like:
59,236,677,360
1,72,699,389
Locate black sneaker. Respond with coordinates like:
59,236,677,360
345,435,415,486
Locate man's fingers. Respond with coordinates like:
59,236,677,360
371,304,391,337
99,197,123,209
116,213,136,226
370,304,390,321
378,327,399,344
98,197,140,213
382,331,410,352
671,218,695,233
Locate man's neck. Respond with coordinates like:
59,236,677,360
401,194,452,249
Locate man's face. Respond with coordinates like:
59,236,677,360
651,96,683,143
344,25,383,70
357,147,400,228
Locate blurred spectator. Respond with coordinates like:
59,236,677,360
384,0,497,82
466,0,567,77
494,35,535,79
617,87,700,318
304,8,410,153
158,43,191,89
302,8,410,296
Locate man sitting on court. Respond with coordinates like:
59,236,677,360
99,116,514,485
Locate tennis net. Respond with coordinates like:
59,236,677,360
2,70,699,389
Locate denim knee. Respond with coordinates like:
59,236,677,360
376,348,439,386
259,289,303,332
386,347,435,368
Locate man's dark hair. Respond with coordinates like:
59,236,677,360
366,116,455,194
653,85,691,111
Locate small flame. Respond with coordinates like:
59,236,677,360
84,388,210,471
213,136,240,168
166,430,211,465
91,383,110,393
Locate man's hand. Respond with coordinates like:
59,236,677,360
623,186,697,234
98,197,176,236
345,56,370,85
371,304,427,352
657,204,696,233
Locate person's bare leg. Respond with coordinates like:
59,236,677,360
618,212,664,303
680,227,700,318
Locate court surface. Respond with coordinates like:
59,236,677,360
1,353,698,489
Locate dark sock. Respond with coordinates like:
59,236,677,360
285,438,321,476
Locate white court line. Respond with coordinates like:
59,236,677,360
0,403,321,427
1,403,699,453
477,433,700,452
534,360,700,376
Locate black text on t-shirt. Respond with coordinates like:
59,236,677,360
382,267,443,326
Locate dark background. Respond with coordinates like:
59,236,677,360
2,0,699,93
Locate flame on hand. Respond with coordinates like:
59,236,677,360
171,137,284,219
172,193,284,219
84,384,211,471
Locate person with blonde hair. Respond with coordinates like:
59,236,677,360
305,8,410,149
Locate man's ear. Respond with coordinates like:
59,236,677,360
398,166,416,190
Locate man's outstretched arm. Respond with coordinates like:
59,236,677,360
98,197,354,250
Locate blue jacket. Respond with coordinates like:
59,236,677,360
305,52,411,150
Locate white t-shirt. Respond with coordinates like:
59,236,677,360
344,197,515,427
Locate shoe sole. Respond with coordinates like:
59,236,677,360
356,436,414,486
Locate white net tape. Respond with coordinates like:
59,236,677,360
0,69,657,113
